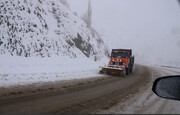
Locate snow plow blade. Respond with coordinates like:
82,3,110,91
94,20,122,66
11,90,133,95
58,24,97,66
99,67,125,77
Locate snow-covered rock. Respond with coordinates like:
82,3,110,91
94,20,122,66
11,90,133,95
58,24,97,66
0,0,109,60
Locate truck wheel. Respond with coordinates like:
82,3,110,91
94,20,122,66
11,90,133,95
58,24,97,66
129,66,132,73
126,68,129,75
130,67,133,73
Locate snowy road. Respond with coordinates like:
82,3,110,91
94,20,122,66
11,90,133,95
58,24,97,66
97,65,180,114
0,64,180,114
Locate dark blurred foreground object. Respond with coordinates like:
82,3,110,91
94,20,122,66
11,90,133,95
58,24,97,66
152,75,180,101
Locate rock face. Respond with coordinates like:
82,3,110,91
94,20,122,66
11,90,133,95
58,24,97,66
0,0,109,60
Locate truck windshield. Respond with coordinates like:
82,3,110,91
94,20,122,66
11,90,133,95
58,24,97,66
111,52,129,58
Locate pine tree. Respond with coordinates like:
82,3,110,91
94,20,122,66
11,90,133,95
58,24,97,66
59,0,69,8
81,0,92,28
87,0,92,28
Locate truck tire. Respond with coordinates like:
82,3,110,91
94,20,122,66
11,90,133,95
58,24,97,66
126,67,129,75
130,66,132,73
130,68,132,73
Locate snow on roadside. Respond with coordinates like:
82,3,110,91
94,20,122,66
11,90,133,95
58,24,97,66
151,65,180,75
0,56,109,87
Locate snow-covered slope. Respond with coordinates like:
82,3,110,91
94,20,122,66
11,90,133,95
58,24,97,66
0,0,109,60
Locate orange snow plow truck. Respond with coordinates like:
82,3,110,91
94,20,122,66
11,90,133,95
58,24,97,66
100,49,135,76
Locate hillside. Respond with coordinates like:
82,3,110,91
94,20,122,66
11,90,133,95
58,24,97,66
0,0,109,61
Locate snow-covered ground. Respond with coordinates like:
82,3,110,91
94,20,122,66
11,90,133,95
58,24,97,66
0,56,109,87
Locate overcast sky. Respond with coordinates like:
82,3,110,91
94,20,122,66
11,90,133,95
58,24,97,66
68,0,180,66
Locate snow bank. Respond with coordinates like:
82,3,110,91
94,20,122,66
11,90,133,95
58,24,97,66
0,56,109,87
